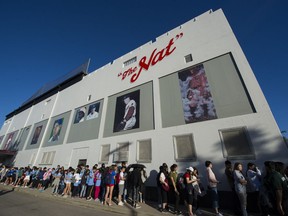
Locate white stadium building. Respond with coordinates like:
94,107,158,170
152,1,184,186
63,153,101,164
0,9,287,203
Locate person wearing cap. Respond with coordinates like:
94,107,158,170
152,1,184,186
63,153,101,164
205,161,223,216
183,166,196,216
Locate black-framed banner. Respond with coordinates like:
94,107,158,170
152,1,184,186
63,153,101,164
104,81,154,137
26,120,48,150
67,100,103,144
43,111,71,147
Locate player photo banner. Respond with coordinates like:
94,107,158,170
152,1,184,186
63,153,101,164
3,132,15,150
86,102,100,121
113,90,140,132
48,118,64,142
31,125,43,145
178,64,217,123
74,106,86,124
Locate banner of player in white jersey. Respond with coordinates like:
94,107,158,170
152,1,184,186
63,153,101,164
114,90,140,132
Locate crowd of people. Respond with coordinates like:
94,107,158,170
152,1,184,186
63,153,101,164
0,162,147,210
224,160,288,216
0,160,287,216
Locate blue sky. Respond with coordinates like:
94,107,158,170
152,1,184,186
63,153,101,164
0,0,287,134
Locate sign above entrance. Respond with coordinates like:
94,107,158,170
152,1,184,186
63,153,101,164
118,33,183,83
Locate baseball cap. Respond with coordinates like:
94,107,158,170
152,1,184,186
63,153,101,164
186,167,194,172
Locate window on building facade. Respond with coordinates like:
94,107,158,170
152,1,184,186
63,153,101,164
45,99,51,105
29,153,36,166
219,127,255,160
137,139,152,163
100,144,110,163
40,151,56,165
123,57,137,67
185,54,193,63
173,134,197,162
113,142,129,162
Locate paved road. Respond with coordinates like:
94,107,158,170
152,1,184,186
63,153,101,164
0,187,144,216
0,185,241,216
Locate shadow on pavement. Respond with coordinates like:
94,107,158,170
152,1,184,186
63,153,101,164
0,187,14,196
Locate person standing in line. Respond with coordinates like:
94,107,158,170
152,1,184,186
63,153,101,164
62,168,73,198
51,168,62,195
86,167,97,201
156,166,163,210
246,162,261,213
169,164,182,215
192,167,202,215
104,165,116,206
205,161,223,216
71,168,81,198
139,167,147,203
79,169,89,198
94,168,102,202
234,162,248,216
99,165,107,204
117,166,126,206
225,160,241,214
264,161,287,216
159,165,169,213
183,167,195,216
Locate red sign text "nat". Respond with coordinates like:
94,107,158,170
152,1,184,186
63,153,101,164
118,33,183,83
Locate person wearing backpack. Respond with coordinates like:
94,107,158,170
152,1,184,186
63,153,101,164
104,165,116,206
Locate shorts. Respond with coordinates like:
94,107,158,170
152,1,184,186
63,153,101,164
118,184,125,195
24,176,30,181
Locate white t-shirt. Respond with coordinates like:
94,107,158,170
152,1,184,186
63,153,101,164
119,171,125,185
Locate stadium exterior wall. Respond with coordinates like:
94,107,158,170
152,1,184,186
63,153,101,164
0,9,287,192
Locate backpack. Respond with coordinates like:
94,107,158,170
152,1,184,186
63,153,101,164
115,172,120,185
105,171,114,185
177,174,186,190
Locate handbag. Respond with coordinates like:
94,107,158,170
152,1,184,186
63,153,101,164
162,179,170,192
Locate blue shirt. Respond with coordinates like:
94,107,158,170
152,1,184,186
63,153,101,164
86,170,94,186
95,172,102,187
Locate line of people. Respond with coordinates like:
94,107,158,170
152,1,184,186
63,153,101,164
0,162,147,209
156,162,208,216
224,160,288,216
1,160,287,216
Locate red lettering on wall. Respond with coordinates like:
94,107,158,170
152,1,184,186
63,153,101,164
118,33,183,83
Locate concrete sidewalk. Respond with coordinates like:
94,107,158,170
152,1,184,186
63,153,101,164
0,184,237,216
